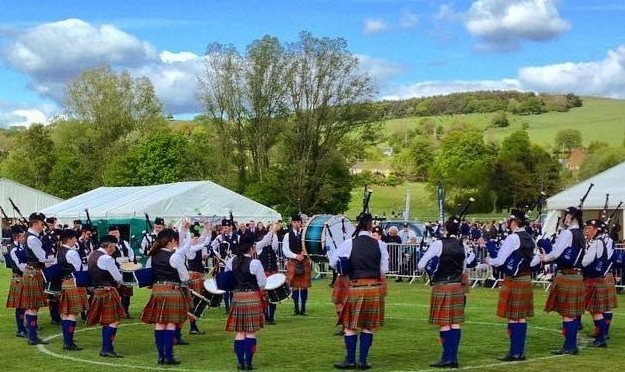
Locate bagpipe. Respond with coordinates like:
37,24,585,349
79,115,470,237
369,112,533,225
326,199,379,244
604,199,623,273
424,197,474,279
336,186,373,275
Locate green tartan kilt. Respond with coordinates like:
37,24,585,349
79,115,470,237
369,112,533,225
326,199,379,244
18,267,48,310
225,290,265,333
497,275,534,320
6,274,23,309
59,278,89,315
140,283,189,325
429,283,465,326
544,272,584,317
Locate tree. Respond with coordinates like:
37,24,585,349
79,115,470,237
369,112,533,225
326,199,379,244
392,136,435,181
578,146,625,181
1,124,54,190
490,111,510,128
555,129,583,153
45,148,92,198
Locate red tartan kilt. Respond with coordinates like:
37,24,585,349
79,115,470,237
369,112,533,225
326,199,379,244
286,258,312,288
6,275,23,308
429,283,465,326
497,275,534,320
584,277,611,314
86,287,125,326
544,273,584,318
140,283,189,325
460,272,470,294
117,284,134,297
604,273,619,310
332,275,350,314
338,280,383,331
59,278,89,315
189,271,205,293
225,290,265,333
18,267,48,310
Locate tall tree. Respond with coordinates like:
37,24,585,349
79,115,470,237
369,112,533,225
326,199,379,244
1,124,55,190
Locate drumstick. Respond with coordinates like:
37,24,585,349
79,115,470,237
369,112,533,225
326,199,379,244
325,223,339,251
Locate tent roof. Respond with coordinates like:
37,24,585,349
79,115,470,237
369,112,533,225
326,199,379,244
40,181,281,222
0,178,63,219
546,161,625,210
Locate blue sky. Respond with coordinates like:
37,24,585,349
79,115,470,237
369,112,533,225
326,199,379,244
1,0,624,126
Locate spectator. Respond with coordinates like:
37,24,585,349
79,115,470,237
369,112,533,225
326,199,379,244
399,223,417,244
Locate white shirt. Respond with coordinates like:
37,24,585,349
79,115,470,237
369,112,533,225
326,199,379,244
399,228,417,244
61,244,82,271
117,240,135,261
582,238,604,267
417,239,443,270
95,248,123,284
281,228,303,259
225,254,267,289
544,225,578,262
255,231,277,255
489,227,539,267
26,228,50,263
330,231,389,274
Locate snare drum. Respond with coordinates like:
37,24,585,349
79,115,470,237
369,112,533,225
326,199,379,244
73,270,92,287
43,264,63,295
303,215,355,260
188,289,211,319
265,273,291,304
203,278,225,307
44,280,62,296
120,262,143,286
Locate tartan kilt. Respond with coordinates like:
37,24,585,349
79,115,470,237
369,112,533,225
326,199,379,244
544,273,584,318
59,278,88,315
605,272,619,310
18,267,48,310
86,287,125,326
429,283,465,326
117,284,134,297
332,275,350,314
189,271,205,294
584,277,611,314
497,275,534,320
225,290,265,333
140,284,189,325
379,276,387,324
286,258,312,288
460,272,470,294
338,280,383,331
6,274,23,308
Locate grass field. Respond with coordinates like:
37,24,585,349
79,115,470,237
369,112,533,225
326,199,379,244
384,97,625,148
1,268,622,371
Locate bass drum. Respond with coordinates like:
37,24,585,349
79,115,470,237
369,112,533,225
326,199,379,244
302,214,355,261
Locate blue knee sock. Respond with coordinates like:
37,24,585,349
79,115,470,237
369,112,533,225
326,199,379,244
16,309,26,334
301,289,308,313
593,319,606,343
26,314,38,342
563,321,577,350
101,326,111,353
245,338,257,367
69,320,77,345
154,330,164,360
359,332,373,365
448,329,461,362
234,339,245,366
439,330,450,361
603,312,613,336
292,290,300,313
511,323,527,356
62,319,72,346
268,303,276,321
163,330,175,360
344,334,357,364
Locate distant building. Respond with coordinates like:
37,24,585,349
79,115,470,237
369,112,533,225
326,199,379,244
349,162,391,177
564,148,586,171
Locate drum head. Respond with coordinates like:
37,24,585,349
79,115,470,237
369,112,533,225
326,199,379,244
303,215,355,257
204,278,225,294
265,273,286,290
120,262,142,271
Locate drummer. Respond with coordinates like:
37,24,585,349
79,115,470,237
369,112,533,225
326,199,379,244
255,221,282,325
281,213,312,315
57,229,89,351
109,225,135,318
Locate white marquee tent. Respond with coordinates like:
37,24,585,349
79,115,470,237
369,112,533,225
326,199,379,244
40,181,281,223
543,161,625,239
0,178,63,226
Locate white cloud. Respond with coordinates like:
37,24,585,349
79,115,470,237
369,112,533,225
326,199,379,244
363,19,389,35
381,79,523,100
464,0,570,51
355,54,407,90
0,101,58,127
518,45,625,98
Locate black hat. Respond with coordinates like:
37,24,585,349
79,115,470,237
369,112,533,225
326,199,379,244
11,225,25,235
585,219,602,230
99,235,118,246
29,212,46,222
237,233,256,253
221,218,234,227
509,209,527,224
372,226,383,235
154,217,165,226
81,224,93,232
45,217,56,224
445,215,461,235
59,229,77,242
291,213,302,222
73,219,82,225
107,225,119,232
358,212,373,224
564,206,583,222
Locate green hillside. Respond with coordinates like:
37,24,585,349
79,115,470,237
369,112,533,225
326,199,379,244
384,96,625,148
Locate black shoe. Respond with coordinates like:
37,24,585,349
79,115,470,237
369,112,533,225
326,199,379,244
293,310,301,315
334,360,357,369
591,340,607,348
16,331,27,338
189,329,205,335
588,333,610,340
497,354,525,362
100,351,124,358
551,347,579,355
266,320,276,325
300,310,308,316
163,358,181,365
158,358,164,365
50,320,62,326
27,338,49,345
357,362,372,370
245,365,255,370
176,339,190,345
63,344,83,351
237,364,246,370
429,360,459,368
333,329,345,336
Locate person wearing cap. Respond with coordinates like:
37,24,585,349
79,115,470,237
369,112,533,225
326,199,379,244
77,224,95,263
581,219,611,348
57,229,88,351
487,209,537,362
596,221,618,340
281,213,312,315
108,225,135,319
225,233,267,370
538,206,585,355
20,212,54,345
330,212,389,370
141,217,165,256
141,228,190,365
5,225,28,338
211,217,240,313
417,216,466,368
399,223,416,244
86,235,126,358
